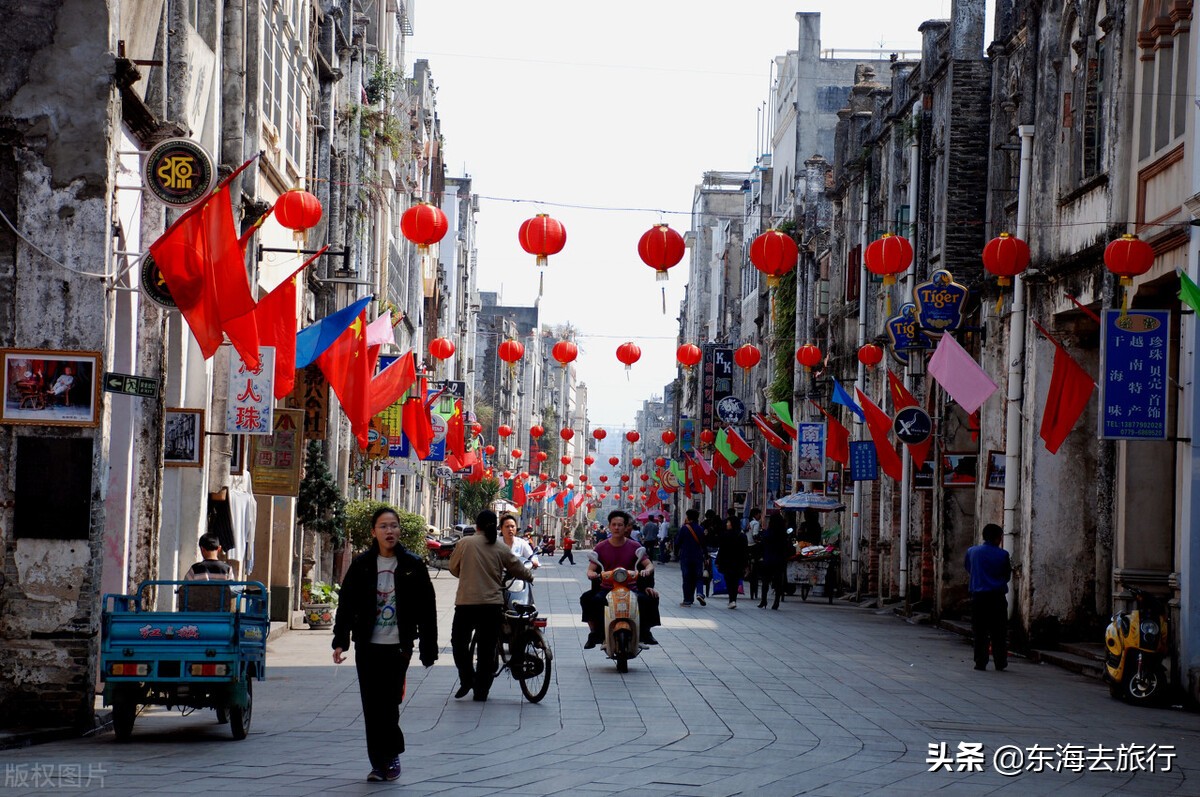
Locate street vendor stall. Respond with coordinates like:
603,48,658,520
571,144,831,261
774,492,844,604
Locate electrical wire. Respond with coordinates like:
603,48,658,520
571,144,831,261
0,206,112,279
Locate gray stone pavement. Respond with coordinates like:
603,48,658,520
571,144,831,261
3,559,1200,796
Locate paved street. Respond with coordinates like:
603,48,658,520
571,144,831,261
2,559,1200,796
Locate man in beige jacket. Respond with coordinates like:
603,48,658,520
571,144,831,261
449,510,534,701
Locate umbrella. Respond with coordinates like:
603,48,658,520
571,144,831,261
774,492,845,512
634,509,663,523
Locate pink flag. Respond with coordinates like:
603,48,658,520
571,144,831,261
366,313,395,348
927,333,999,414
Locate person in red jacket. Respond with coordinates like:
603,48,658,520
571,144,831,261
559,533,575,565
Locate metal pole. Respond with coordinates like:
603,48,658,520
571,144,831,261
899,103,920,608
851,179,869,598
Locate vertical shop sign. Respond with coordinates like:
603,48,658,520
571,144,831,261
849,441,879,482
290,364,328,440
250,409,304,496
796,422,826,482
1100,309,1169,440
226,346,274,434
700,345,734,431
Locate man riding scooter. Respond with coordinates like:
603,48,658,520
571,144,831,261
580,510,661,648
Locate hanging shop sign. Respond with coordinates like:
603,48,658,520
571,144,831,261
885,302,923,364
250,409,304,496
1099,309,1170,441
913,269,968,338
226,346,274,434
716,395,748,425
289,364,329,441
143,138,216,208
849,440,879,482
140,255,177,310
679,417,696,453
796,422,826,483
766,446,782,494
700,345,735,432
893,406,933,446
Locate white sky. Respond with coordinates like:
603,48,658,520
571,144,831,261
410,0,970,431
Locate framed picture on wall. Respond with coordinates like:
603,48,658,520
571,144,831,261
985,450,1006,491
230,434,245,475
913,460,934,490
825,470,841,496
941,452,977,487
1,349,102,427
164,408,205,468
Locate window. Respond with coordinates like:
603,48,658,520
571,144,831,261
262,2,305,167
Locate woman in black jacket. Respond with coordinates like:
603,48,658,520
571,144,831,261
758,513,793,610
332,507,438,783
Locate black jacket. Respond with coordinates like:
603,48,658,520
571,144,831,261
331,545,438,665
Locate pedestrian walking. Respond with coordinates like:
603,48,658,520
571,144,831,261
332,506,438,783
965,523,1012,671
716,518,748,608
641,514,660,563
559,534,575,564
758,514,792,609
449,510,534,702
675,509,708,606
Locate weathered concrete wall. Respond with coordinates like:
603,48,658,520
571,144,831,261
0,0,117,730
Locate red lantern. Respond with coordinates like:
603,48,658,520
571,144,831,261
429,337,455,361
857,344,883,369
604,485,612,492
274,189,323,242
530,425,544,439
518,214,567,267
497,425,513,438
560,427,574,441
599,475,609,483
552,340,578,368
631,457,643,468
655,456,666,467
638,223,686,281
511,449,523,459
981,232,1031,287
1104,234,1155,285
620,474,630,483
864,233,914,285
400,202,449,252
661,430,676,445
484,444,496,456
733,343,761,371
609,456,620,466
539,472,548,481
593,428,607,441
502,470,512,479
536,451,548,462
796,343,822,370
497,339,525,367
560,456,572,466
616,342,642,372
626,431,640,443
579,474,588,482
749,230,799,286
640,473,650,482
584,455,595,466
699,429,715,446
676,343,702,370
470,422,483,435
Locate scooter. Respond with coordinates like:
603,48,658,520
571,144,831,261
599,565,643,673
1104,587,1170,705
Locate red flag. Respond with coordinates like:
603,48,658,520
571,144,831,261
527,482,550,502
752,413,793,453
367,351,417,418
316,311,372,448
886,369,931,468
568,493,586,515
690,452,717,490
711,447,738,477
512,479,527,508
810,402,850,466
446,399,466,459
149,158,259,367
402,395,434,460
1035,323,1096,454
856,388,903,480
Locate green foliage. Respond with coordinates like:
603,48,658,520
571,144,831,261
344,499,427,556
769,268,797,404
457,477,501,522
297,441,346,548
365,60,400,104
308,581,340,606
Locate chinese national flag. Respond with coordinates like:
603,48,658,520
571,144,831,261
856,387,903,481
367,351,417,418
512,478,527,508
711,447,738,477
1035,322,1096,454
148,158,259,367
887,369,932,468
810,401,850,466
315,311,371,449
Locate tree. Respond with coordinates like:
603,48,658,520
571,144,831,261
297,441,346,548
343,499,426,555
458,477,501,522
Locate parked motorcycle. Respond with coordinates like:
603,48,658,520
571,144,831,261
1104,586,1170,704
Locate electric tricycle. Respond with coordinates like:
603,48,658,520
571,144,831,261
100,580,269,741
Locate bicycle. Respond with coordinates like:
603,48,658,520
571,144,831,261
468,572,553,703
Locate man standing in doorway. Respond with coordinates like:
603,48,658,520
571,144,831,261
964,523,1012,671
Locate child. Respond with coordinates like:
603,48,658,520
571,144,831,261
184,534,233,581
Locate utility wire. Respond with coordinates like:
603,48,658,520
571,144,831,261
0,206,112,279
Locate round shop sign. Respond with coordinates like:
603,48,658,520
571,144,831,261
430,413,448,444
716,396,748,424
140,255,177,309
144,138,216,207
893,406,932,445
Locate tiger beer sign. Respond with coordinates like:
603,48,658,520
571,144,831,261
144,138,215,208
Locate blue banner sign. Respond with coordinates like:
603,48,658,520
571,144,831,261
766,446,782,493
796,422,826,482
913,269,968,338
849,441,879,482
1100,309,1169,440
885,302,922,364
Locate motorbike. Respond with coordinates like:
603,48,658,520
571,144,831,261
1104,586,1170,704
425,535,457,575
595,564,644,673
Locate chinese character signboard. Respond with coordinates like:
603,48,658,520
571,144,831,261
250,409,304,496
700,345,734,431
796,421,826,482
226,346,274,434
849,441,879,482
1100,309,1169,440
766,446,782,494
290,365,328,440
913,270,968,338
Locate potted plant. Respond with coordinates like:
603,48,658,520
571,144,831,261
302,581,339,629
